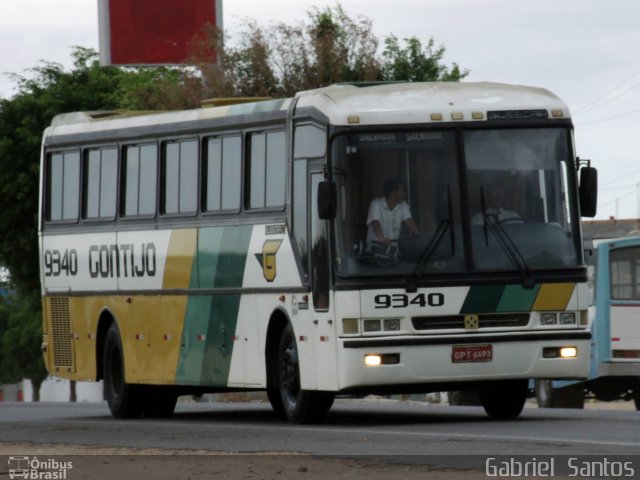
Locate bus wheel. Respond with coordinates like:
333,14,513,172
480,380,528,419
103,324,144,419
143,387,178,418
277,323,334,424
535,380,584,409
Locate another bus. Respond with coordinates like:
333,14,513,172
535,236,640,409
39,82,597,422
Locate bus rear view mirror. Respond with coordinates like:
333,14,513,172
318,181,337,220
579,166,597,218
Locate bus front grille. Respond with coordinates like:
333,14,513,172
412,313,530,331
49,297,74,370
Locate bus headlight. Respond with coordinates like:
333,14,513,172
383,319,400,331
540,313,557,325
363,319,381,332
559,313,576,325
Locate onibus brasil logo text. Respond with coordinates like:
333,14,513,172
8,456,73,480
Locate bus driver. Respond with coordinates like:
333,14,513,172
366,177,419,247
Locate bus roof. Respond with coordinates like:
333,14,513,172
295,81,570,125
45,81,569,138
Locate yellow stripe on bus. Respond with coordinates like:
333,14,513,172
163,229,197,289
532,283,575,311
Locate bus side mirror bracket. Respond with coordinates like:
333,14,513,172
318,181,337,220
579,165,597,218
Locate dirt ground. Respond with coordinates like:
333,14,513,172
0,442,497,480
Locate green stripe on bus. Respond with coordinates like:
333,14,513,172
460,285,506,314
176,225,253,386
496,284,541,312
201,226,252,385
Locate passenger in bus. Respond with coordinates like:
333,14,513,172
366,177,419,246
471,182,523,225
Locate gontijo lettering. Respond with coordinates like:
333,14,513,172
88,243,156,278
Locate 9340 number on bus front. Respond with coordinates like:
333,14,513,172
374,293,444,309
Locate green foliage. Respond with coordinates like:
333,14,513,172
382,35,468,82
192,4,466,98
0,292,46,388
0,48,192,392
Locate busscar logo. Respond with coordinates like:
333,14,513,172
8,456,73,479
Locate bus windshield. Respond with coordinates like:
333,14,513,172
332,127,581,278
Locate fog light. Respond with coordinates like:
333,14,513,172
560,346,578,358
543,346,578,358
364,353,400,366
559,313,576,325
541,313,557,325
363,319,381,332
365,354,382,366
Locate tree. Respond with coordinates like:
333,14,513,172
190,4,466,98
0,48,189,399
382,35,468,82
0,293,47,400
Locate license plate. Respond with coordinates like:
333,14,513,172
452,344,493,363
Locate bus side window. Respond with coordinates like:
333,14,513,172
46,150,80,222
204,135,241,212
162,139,198,215
122,144,157,217
247,130,285,210
84,147,117,220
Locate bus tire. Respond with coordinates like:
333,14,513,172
103,323,144,419
143,386,178,418
480,380,528,419
535,380,584,409
276,323,334,424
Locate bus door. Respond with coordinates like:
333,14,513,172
608,246,640,361
309,165,338,390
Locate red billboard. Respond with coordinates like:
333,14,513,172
98,0,222,66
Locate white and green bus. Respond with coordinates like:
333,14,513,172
39,82,597,422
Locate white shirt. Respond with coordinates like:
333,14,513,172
366,197,413,243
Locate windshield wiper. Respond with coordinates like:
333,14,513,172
411,186,456,281
484,213,535,289
412,219,451,281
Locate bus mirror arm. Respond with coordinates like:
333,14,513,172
578,166,597,218
318,181,337,220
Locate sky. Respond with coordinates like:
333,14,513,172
1,0,639,220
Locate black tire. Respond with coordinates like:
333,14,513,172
266,387,286,418
103,323,144,419
276,323,335,424
143,386,178,418
480,380,528,419
535,380,584,409
633,380,640,411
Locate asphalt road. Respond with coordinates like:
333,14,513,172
0,399,638,465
